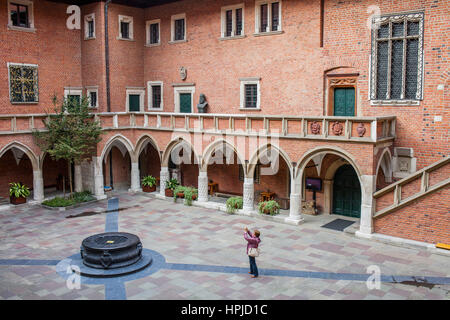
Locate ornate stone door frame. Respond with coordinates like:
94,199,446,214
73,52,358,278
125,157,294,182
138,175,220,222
325,73,358,116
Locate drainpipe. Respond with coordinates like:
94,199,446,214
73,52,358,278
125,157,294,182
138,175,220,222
104,0,112,112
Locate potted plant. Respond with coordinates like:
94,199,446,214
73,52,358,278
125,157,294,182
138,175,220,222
226,196,243,214
9,182,31,205
174,185,185,199
165,178,179,197
183,187,198,206
141,175,157,192
173,186,198,205
258,200,280,216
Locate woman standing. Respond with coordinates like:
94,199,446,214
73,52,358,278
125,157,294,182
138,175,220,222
244,227,261,278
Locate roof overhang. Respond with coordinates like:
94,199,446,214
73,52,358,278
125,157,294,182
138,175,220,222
47,0,182,8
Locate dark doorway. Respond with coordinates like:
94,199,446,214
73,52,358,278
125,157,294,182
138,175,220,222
332,164,361,218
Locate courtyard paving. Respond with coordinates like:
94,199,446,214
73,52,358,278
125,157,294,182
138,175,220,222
0,191,449,300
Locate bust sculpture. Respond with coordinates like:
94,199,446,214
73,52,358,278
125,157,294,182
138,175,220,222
197,93,208,113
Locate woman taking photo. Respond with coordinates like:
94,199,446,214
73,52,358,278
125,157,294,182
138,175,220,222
244,227,261,278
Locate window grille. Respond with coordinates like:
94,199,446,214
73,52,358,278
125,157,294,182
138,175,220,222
9,64,38,103
370,12,424,102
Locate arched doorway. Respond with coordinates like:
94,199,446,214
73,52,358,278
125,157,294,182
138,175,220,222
332,164,361,218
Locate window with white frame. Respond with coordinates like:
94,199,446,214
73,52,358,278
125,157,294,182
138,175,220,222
8,63,38,103
171,13,186,42
147,81,163,109
126,88,145,112
64,88,82,106
370,12,424,104
146,19,160,46
7,0,35,31
240,78,261,109
84,13,95,39
255,0,281,34
86,87,98,108
221,4,244,38
118,15,133,40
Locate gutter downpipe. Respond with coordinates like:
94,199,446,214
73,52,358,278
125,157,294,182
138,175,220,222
104,0,112,112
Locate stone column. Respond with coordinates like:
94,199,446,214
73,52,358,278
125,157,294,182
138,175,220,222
356,175,375,237
243,177,254,212
160,167,169,196
93,156,106,200
129,162,141,192
323,179,333,215
74,164,82,193
197,171,208,202
33,169,44,202
285,175,304,225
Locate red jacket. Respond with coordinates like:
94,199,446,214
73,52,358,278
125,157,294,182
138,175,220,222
244,230,261,255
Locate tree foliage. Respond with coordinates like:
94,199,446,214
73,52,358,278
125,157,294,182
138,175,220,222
33,95,103,196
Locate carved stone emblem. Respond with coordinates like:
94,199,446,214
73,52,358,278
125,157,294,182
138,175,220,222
399,159,409,172
357,123,366,137
180,66,187,81
310,121,321,135
329,78,356,86
331,121,344,136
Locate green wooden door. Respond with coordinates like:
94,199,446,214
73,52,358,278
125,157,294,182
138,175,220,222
129,94,140,112
333,164,361,218
179,93,192,113
333,88,355,116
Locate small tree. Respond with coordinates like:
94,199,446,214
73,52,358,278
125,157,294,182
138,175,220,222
33,95,103,197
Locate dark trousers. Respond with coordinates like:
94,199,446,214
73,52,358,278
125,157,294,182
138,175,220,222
248,256,258,277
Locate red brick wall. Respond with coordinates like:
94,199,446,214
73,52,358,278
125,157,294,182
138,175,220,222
374,187,450,244
0,150,33,198
138,144,161,180
0,0,82,114
144,0,323,116
323,0,449,169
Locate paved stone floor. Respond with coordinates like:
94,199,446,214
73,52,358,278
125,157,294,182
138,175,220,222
0,192,449,300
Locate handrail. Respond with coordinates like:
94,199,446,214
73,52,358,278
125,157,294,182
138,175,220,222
373,156,450,218
374,156,450,198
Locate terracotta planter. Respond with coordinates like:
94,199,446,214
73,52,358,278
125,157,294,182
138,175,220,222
165,188,174,197
10,195,26,205
192,194,197,200
176,192,185,198
143,185,156,193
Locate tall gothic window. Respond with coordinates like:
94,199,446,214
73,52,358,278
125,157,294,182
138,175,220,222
8,63,38,103
370,12,424,104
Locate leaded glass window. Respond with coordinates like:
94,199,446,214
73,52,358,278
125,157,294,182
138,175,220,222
225,10,233,37
271,2,279,31
257,1,281,33
10,3,29,28
88,20,94,38
370,12,424,103
150,23,159,44
8,64,38,103
120,21,130,39
245,84,258,108
236,8,243,36
89,91,97,108
174,18,185,41
260,4,268,32
152,85,161,109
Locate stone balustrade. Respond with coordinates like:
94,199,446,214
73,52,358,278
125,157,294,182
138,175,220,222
0,112,396,143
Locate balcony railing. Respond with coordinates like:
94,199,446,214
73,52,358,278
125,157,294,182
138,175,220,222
0,112,396,143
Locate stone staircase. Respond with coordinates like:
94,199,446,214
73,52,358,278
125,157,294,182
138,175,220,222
373,156,450,218
0,196,9,206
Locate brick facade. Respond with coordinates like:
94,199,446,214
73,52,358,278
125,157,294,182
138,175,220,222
0,0,448,245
